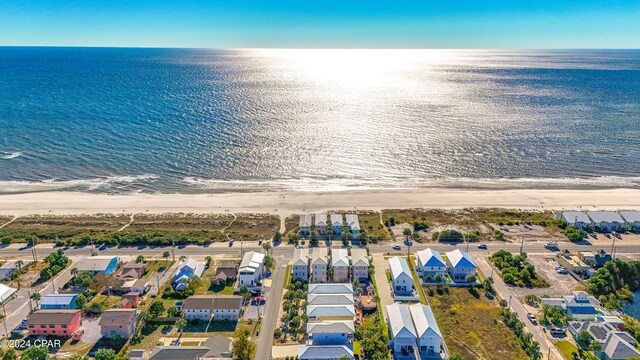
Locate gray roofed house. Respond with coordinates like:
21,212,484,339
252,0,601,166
308,283,353,295
620,211,640,231
587,211,625,232
0,260,32,280
120,261,147,280
40,294,78,309
308,293,354,306
350,248,370,280
149,347,211,360
76,256,120,276
387,303,444,357
307,305,356,321
389,257,416,298
315,214,328,235
298,345,354,360
292,247,310,281
331,248,350,282
299,214,313,236
345,214,360,236
309,248,330,283
558,211,592,229
330,214,343,235
568,321,640,360
307,321,355,346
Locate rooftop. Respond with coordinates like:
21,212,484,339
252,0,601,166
620,211,640,223
330,213,343,225
314,213,327,226
350,248,369,266
239,251,265,272
345,214,360,231
331,248,350,267
308,283,353,294
27,310,80,325
560,211,591,224
307,305,355,317
308,293,354,306
99,309,137,326
446,249,476,269
307,320,355,335
41,294,78,306
298,345,354,360
389,256,412,280
212,296,243,310
587,211,625,223
299,214,313,227
76,256,118,272
183,295,216,310
292,247,310,266
416,248,445,268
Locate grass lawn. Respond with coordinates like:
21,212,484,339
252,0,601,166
284,265,292,289
144,260,171,278
88,295,122,310
556,341,579,360
353,341,361,357
428,287,528,360
407,256,427,304
130,322,175,352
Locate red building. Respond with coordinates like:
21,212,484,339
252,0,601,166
27,310,82,336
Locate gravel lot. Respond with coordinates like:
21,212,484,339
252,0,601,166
510,255,582,298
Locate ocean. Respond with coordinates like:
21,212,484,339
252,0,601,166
1,47,640,194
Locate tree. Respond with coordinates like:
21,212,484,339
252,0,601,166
578,330,592,344
94,348,117,360
326,226,334,241
21,347,48,360
264,256,274,270
167,306,181,317
262,241,272,256
232,329,256,360
449,353,465,360
176,318,187,334
162,251,170,259
15,260,24,271
136,255,145,263
273,231,282,243
31,291,41,308
149,301,166,318
239,286,249,299
309,230,319,246
71,267,78,277
403,228,412,240
75,293,87,309
590,340,602,352
205,256,212,268
2,349,18,360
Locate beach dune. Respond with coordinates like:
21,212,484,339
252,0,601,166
0,188,639,216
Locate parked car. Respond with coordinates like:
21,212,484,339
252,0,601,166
544,242,558,250
589,232,597,239
556,267,569,274
392,244,401,250
477,243,488,250
605,233,612,239
251,296,266,305
18,318,28,330
10,329,28,339
550,327,566,334
228,239,234,247
527,313,537,324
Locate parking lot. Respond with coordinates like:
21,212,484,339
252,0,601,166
510,255,582,298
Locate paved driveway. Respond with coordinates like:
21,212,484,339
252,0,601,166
372,254,393,319
255,256,287,360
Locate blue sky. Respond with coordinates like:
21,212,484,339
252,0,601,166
1,0,639,48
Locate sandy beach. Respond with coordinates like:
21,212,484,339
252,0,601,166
0,188,639,216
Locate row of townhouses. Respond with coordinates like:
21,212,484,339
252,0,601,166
299,213,361,238
557,210,640,232
292,247,370,283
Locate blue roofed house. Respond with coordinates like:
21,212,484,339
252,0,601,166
41,294,78,310
541,291,600,321
416,248,446,281
298,345,354,360
445,249,477,283
76,256,120,276
173,257,206,291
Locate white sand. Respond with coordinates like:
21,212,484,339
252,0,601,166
0,188,639,216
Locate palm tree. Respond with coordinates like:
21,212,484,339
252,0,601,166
15,260,24,271
136,255,145,263
31,291,41,308
71,268,78,277
326,226,334,243
162,251,170,259
176,318,187,337
262,241,272,256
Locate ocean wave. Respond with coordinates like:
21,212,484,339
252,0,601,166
182,175,640,192
1,152,21,159
0,174,159,194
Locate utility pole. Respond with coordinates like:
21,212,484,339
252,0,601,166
508,293,513,310
51,275,57,293
27,290,33,313
1,302,8,338
611,235,617,259
172,240,176,263
519,237,525,255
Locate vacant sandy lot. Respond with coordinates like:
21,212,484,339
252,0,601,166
510,255,582,299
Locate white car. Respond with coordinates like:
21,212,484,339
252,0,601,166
527,313,537,324
392,244,401,250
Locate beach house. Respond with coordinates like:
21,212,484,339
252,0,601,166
587,211,625,232
315,214,327,235
41,294,78,310
416,248,446,280
100,309,137,338
345,214,360,237
445,249,477,283
292,247,310,281
310,248,329,283
173,257,205,291
389,257,417,299
308,293,354,306
120,261,147,280
331,248,351,282
183,295,216,321
299,214,313,237
330,214,343,236
541,291,600,321
620,211,640,231
238,251,265,287
76,256,120,276
307,320,355,345
0,283,17,305
568,321,640,360
386,303,444,358
27,310,82,336
558,211,592,230
298,345,354,360
308,283,353,295
0,260,31,280
210,261,238,286
350,248,369,280
212,296,243,321
307,305,356,322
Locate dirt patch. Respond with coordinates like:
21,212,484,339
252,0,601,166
510,255,581,298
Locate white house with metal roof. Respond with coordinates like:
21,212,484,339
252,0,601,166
308,293,354,306
298,345,354,360
350,248,369,280
292,247,310,281
557,211,592,229
307,320,355,345
308,283,353,295
331,249,351,282
416,248,446,280
0,284,16,305
345,214,360,237
41,294,78,310
310,247,329,283
445,249,477,283
238,251,265,287
299,214,313,236
330,214,344,237
307,305,356,322
620,211,640,231
387,303,444,358
587,211,625,232
389,257,417,299
315,214,328,235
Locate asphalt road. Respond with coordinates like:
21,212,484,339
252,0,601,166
255,260,287,360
